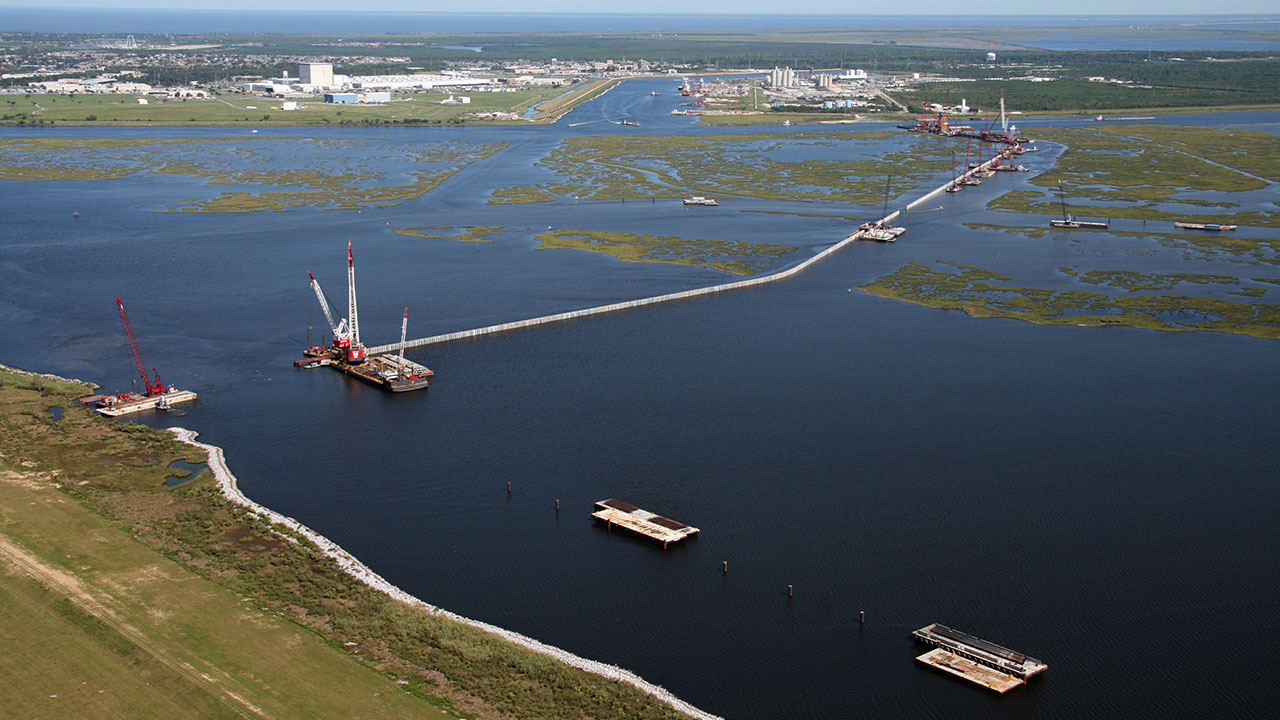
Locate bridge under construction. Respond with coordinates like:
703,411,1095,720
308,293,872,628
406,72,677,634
365,147,1019,357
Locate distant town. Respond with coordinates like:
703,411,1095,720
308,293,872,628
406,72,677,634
1,28,1274,125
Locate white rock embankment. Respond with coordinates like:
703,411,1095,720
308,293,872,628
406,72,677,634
170,426,723,720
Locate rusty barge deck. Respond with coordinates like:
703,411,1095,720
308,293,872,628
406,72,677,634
913,623,1046,692
592,499,699,547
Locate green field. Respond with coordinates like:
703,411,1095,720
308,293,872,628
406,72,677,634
0,366,696,720
0,86,586,126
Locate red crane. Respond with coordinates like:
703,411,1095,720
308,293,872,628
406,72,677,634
115,297,165,396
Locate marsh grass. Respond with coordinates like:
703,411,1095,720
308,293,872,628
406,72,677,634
860,262,1280,339
536,228,796,275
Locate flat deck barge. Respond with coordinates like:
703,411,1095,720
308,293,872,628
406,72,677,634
914,623,1046,689
915,648,1025,693
336,355,432,392
294,351,432,392
91,389,197,417
592,499,699,547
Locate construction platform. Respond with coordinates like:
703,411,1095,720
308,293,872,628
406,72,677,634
914,624,1046,686
916,648,1024,693
294,350,432,393
88,389,198,417
592,499,699,547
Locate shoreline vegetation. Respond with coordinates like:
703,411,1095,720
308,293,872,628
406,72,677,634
0,364,716,720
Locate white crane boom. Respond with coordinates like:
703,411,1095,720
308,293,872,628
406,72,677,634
308,270,347,341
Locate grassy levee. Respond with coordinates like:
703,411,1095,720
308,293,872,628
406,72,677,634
0,366,698,720
526,78,622,122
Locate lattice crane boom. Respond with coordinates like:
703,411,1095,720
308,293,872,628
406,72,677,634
307,270,348,344
115,297,164,396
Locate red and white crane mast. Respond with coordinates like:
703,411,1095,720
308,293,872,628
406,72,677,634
345,241,365,364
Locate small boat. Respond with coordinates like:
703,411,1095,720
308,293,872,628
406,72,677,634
684,196,718,206
1175,221,1237,231
650,91,662,96
620,120,639,127
782,120,792,127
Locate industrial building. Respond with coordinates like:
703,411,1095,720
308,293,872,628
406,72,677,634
323,92,390,104
347,73,493,91
768,66,796,88
299,62,334,88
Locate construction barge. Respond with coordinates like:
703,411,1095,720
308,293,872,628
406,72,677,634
295,243,432,393
83,297,197,417
592,499,699,547
913,623,1046,693
80,388,198,417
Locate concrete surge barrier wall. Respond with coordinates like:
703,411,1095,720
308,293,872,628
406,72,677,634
369,156,998,356
170,427,725,720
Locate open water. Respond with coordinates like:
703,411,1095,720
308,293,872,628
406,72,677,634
3,9,1279,50
3,80,1280,718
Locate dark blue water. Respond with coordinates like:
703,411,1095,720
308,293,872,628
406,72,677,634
3,81,1279,718
4,9,1279,50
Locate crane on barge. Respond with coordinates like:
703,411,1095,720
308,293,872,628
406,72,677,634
84,298,198,416
116,297,164,396
297,243,432,392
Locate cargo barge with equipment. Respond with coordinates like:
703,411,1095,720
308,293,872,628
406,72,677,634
296,244,432,393
913,623,1047,692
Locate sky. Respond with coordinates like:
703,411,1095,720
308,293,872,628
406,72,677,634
2,1,1277,14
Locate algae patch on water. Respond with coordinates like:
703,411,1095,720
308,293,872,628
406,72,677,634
860,262,1280,339
536,228,796,275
